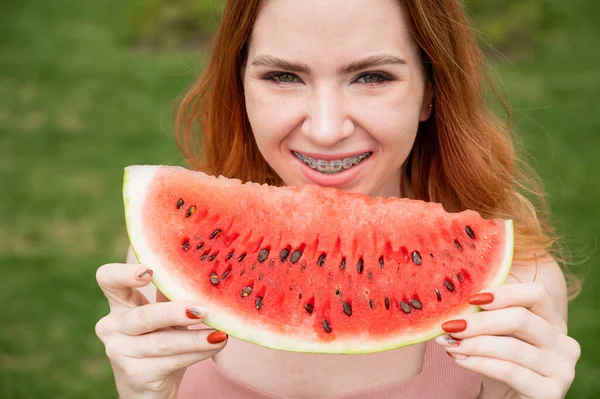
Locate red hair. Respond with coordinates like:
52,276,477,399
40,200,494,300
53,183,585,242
174,0,579,296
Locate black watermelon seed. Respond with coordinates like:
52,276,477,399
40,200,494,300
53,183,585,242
400,301,412,314
411,251,422,265
454,240,463,252
182,241,191,251
435,288,442,301
445,280,456,292
222,270,230,280
210,272,219,286
335,288,340,296
410,299,423,310
322,319,332,333
369,299,374,309
379,256,384,269
238,253,247,262
343,302,352,316
291,250,303,264
466,225,475,239
208,254,217,261
176,198,184,209
255,296,263,310
196,242,204,250
186,206,196,218
240,269,245,276
340,257,347,270
200,254,208,261
317,254,326,267
226,252,234,261
456,273,463,283
210,229,221,239
280,248,290,262
357,258,364,274
258,248,269,262
385,296,390,310
241,286,253,297
299,293,302,299
251,263,257,270
304,303,314,314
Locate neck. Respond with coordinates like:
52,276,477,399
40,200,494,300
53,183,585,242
214,338,427,398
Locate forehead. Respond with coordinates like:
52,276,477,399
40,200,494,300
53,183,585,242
248,0,419,65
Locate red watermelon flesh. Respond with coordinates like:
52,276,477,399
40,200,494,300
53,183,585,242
124,165,513,354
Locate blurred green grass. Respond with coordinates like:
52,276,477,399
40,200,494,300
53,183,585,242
0,0,598,397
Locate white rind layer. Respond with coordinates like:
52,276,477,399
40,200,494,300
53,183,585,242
123,165,515,354
124,166,200,301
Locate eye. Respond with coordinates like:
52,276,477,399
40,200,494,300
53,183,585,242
355,72,395,85
262,72,302,84
277,73,299,83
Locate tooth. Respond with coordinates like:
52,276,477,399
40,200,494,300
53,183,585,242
329,160,342,172
342,158,354,169
302,156,316,168
316,160,329,172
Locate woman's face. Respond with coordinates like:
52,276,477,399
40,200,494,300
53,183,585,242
243,0,432,198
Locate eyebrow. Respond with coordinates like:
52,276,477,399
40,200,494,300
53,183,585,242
250,54,407,74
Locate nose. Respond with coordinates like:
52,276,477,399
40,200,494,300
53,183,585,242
301,86,354,147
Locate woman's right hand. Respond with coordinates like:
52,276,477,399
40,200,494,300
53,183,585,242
94,263,228,399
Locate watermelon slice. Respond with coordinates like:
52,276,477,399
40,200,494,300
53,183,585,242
123,165,513,354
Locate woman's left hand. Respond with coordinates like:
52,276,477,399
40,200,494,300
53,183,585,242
436,281,581,399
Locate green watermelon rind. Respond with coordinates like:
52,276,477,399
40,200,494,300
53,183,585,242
123,165,514,354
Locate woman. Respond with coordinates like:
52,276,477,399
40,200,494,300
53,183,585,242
94,0,581,398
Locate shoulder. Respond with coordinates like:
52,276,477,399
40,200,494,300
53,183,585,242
507,254,569,320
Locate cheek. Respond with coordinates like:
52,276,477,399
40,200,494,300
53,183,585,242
244,81,303,146
351,86,423,151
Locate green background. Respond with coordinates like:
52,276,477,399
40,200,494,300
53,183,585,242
1,0,598,397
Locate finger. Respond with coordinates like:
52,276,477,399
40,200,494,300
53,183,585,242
450,356,565,399
153,347,226,377
122,302,207,335
443,307,560,350
436,334,563,378
469,282,566,332
96,263,154,310
125,329,228,358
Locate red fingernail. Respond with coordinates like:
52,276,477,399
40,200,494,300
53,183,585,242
137,269,153,280
441,319,467,333
207,331,228,344
444,335,461,346
468,292,494,305
186,306,204,319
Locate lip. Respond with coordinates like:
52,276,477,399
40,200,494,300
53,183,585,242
292,151,372,187
292,150,371,161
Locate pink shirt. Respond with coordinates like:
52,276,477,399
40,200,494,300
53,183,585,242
178,340,482,398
